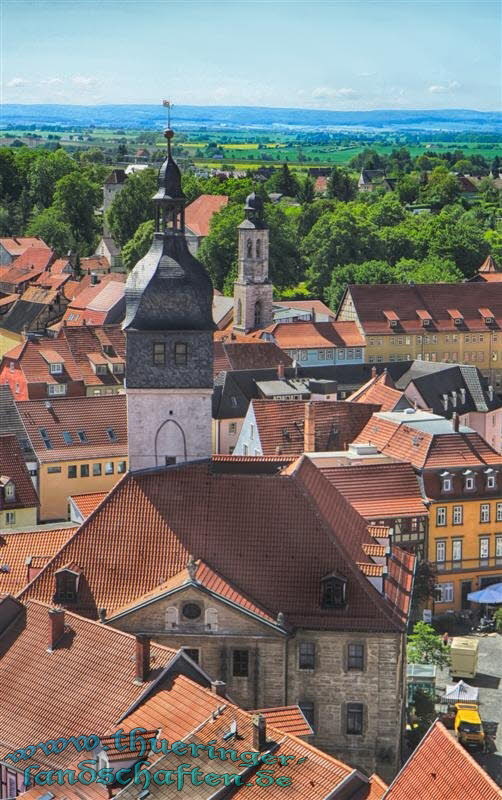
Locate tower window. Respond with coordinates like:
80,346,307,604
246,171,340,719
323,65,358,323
153,342,166,365
256,239,261,258
254,301,262,328
232,649,249,677
247,238,253,258
346,703,364,735
174,342,188,366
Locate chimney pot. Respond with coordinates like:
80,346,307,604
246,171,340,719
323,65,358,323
371,366,377,378
304,402,316,452
211,680,227,697
135,635,150,683
452,412,459,432
252,714,267,751
48,607,65,651
277,362,285,380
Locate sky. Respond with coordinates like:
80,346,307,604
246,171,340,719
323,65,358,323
1,0,501,111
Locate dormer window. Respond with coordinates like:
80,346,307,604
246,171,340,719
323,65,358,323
460,388,466,404
383,310,399,328
440,471,452,493
485,469,497,490
174,342,188,366
55,565,82,602
2,479,15,502
442,393,448,411
321,574,347,609
50,362,63,375
463,471,475,491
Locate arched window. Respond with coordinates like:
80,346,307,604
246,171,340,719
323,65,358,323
256,239,261,258
254,301,262,328
236,299,242,325
247,238,253,258
166,606,178,629
205,607,218,631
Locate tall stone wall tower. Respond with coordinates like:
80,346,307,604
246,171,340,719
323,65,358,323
233,193,273,333
123,130,214,472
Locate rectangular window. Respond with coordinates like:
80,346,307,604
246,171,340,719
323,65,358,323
299,350,308,361
318,350,325,360
106,428,117,443
243,444,248,456
117,460,127,473
496,536,502,565
480,504,490,523
325,349,334,359
436,540,446,563
228,422,237,434
250,423,254,440
337,349,345,360
298,641,315,670
92,463,102,476
68,465,77,478
48,383,67,395
62,431,73,445
299,702,315,731
232,649,249,677
436,506,447,526
105,462,114,475
453,505,463,525
347,349,354,359
346,703,364,735
153,342,166,365
50,362,63,374
174,342,188,366
497,503,502,521
47,466,61,474
480,537,489,563
436,583,454,603
5,511,16,524
452,539,462,562
80,464,89,478
347,643,364,671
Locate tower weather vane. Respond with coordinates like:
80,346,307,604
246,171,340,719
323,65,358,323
162,99,173,128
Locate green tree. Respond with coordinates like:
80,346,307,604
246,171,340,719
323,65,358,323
297,198,337,237
491,155,500,176
325,259,395,310
395,256,463,284
425,206,490,277
327,167,357,202
297,175,315,204
121,219,155,271
396,173,420,205
453,159,474,175
198,203,243,291
0,148,21,200
368,193,406,227
106,168,156,248
53,171,101,254
268,164,299,197
478,177,500,205
28,149,76,208
421,166,461,208
407,621,450,667
26,206,73,255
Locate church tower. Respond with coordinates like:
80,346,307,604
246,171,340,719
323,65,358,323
123,129,214,472
233,193,273,333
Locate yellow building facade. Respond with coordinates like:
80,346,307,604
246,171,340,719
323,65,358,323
38,455,127,521
0,504,37,530
0,327,23,360
429,497,502,611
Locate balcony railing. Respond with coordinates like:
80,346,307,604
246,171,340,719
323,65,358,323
433,556,502,573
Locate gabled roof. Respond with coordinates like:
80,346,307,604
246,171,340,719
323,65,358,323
250,399,380,456
343,283,502,334
0,527,75,594
273,299,335,318
398,363,501,417
0,237,48,257
18,394,127,462
0,598,178,767
20,459,413,632
347,370,408,412
184,193,228,237
383,720,500,800
0,434,39,510
251,705,313,736
478,254,500,273
6,245,53,272
69,491,107,520
214,340,292,376
263,320,365,348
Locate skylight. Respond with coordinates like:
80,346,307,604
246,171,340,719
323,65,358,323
62,431,73,445
39,428,53,449
106,428,117,442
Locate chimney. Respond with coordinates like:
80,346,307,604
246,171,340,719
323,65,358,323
211,680,227,697
371,366,377,378
304,402,316,452
488,384,494,402
252,714,267,751
134,635,150,683
452,412,459,432
311,306,316,322
47,607,65,652
277,362,285,380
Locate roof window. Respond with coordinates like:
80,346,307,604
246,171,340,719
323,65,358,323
62,431,73,445
106,428,117,442
39,428,53,449
321,574,347,609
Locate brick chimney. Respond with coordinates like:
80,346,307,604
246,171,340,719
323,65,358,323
371,366,377,378
452,412,459,432
47,607,65,652
252,714,267,751
277,362,285,380
211,680,227,697
134,635,150,683
304,402,316,452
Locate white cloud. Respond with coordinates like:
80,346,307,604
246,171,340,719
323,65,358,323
6,77,29,88
71,75,98,88
312,86,359,100
428,80,461,94
40,77,64,86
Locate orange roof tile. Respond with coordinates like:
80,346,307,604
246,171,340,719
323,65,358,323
264,320,365,348
184,194,228,237
252,705,313,735
9,246,53,272
347,370,405,412
0,527,75,594
214,340,292,375
70,491,107,519
0,434,39,511
0,237,49,257
383,720,501,800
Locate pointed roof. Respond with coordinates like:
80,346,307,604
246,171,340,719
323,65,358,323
347,369,407,412
479,254,499,273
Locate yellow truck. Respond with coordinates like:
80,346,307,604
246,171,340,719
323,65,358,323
454,703,485,750
450,637,479,679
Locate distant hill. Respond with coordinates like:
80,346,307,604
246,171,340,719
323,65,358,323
1,104,501,132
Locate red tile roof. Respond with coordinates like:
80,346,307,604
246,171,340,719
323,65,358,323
274,299,335,318
478,255,499,274
344,283,502,334
0,599,178,769
184,194,228,237
70,491,107,519
9,246,54,272
214,340,292,375
347,370,405,412
49,257,72,274
263,320,365,348
0,237,49,257
20,459,413,632
251,399,380,455
0,293,17,307
0,434,39,511
251,705,313,736
0,527,75,594
312,458,428,519
383,720,501,800
17,394,127,462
